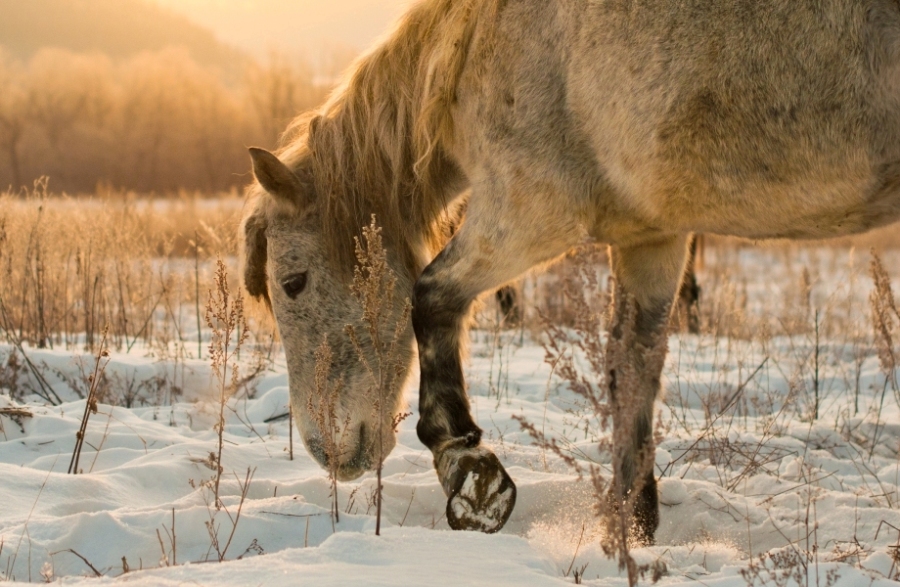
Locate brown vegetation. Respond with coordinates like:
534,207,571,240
0,47,329,193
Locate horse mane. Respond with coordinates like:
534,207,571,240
272,0,506,276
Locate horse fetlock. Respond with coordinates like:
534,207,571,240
607,472,659,546
632,476,660,545
416,400,481,450
434,443,516,533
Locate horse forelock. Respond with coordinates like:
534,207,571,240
240,187,272,309
264,0,504,280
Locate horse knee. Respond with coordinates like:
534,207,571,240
412,271,465,335
412,274,436,333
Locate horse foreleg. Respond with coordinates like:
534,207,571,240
412,194,580,532
412,243,516,533
608,236,691,544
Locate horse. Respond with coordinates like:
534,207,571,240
241,0,900,543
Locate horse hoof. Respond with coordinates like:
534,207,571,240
435,445,516,533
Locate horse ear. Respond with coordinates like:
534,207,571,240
240,199,270,308
248,147,312,205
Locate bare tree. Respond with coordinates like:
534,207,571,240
26,50,113,154
244,52,324,146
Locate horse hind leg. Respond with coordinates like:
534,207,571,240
495,285,521,327
674,235,702,334
412,184,581,533
607,235,691,545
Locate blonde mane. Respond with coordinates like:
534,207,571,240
272,0,506,275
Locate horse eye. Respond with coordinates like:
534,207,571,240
281,272,308,299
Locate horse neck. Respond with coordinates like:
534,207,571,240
306,65,466,285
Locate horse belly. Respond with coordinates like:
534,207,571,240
645,161,900,240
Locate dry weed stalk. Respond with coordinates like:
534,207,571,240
67,326,110,474
156,508,177,567
204,467,256,562
0,405,32,441
741,548,839,587
309,336,348,530
869,250,899,398
50,549,102,578
200,261,258,565
742,475,838,587
344,216,412,536
205,257,248,508
5,461,55,581
875,521,900,580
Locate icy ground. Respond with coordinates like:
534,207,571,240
3,320,900,585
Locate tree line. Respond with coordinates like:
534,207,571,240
0,47,333,194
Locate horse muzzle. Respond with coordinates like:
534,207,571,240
304,422,395,481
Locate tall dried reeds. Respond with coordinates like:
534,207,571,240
67,326,110,474
0,184,273,405
868,250,900,447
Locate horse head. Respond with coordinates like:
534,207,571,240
242,147,416,481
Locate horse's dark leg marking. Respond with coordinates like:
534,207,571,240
412,246,482,451
608,236,691,544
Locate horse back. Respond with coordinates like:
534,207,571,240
456,0,900,242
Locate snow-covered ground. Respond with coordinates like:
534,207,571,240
3,247,900,586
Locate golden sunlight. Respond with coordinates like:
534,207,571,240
151,0,413,62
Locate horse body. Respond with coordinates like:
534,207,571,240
455,0,900,243
242,0,900,541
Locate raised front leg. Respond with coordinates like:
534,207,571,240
607,236,691,544
412,181,582,532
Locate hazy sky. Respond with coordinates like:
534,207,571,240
152,0,413,65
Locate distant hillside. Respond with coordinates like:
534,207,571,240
152,0,410,64
0,0,248,75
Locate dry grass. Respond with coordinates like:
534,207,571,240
500,229,900,585
206,257,249,508
66,327,110,475
0,184,273,394
515,249,666,587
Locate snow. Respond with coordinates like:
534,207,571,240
4,249,900,585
